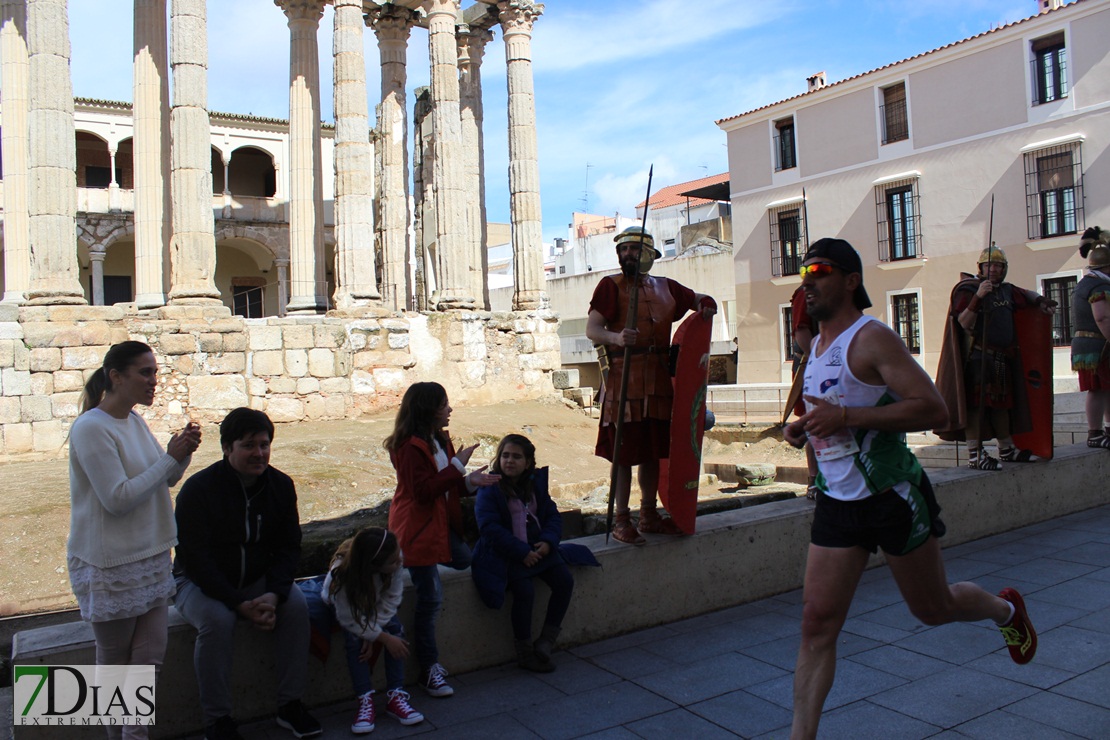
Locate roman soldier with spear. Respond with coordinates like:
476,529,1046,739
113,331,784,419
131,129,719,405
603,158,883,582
586,168,718,545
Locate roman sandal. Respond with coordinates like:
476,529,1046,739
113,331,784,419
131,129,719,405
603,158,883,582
998,446,1034,462
611,510,645,545
638,507,683,535
1087,433,1110,449
968,448,1001,471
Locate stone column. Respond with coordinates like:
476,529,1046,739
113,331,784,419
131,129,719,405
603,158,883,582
275,258,290,317
1,0,31,303
133,0,171,308
371,3,417,312
499,0,546,311
25,0,85,305
424,0,473,310
330,0,378,311
89,247,106,306
168,0,220,304
277,0,327,314
458,24,493,310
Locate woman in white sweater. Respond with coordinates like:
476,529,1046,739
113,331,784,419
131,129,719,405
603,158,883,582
67,341,201,737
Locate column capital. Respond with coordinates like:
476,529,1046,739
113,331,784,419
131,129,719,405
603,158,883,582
457,24,494,66
275,0,324,25
498,0,544,35
422,0,460,21
88,246,107,261
368,2,418,42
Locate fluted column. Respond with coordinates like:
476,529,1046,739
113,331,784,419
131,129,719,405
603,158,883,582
331,0,378,310
277,0,327,314
371,3,417,312
424,0,473,310
458,24,493,310
499,0,546,311
25,0,84,305
1,0,31,303
133,0,171,308
168,0,220,304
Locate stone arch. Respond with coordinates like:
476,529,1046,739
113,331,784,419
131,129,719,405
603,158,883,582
75,131,113,188
215,225,282,317
211,145,226,193
227,145,277,198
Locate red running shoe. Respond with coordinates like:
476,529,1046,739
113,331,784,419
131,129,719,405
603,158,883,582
998,588,1037,664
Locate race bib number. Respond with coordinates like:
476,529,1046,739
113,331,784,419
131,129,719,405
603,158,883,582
806,392,858,462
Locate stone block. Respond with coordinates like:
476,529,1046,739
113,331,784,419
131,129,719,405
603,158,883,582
334,350,351,376
0,304,17,322
380,318,408,333
304,394,344,421
735,463,777,487
4,422,33,453
266,397,304,423
296,378,320,395
282,325,315,349
54,370,85,392
350,370,375,394
515,334,535,354
110,328,131,344
319,377,350,394
30,372,54,397
380,350,416,368
207,353,246,375
444,344,465,363
47,305,125,322
551,369,580,390
167,400,183,416
522,369,545,386
14,341,29,371
198,333,223,353
223,332,248,352
307,348,335,378
387,333,410,350
268,377,297,394
518,352,559,372
371,368,406,392
248,377,267,397
285,349,308,377
187,375,248,409
513,319,537,334
32,419,66,452
533,333,562,353
51,392,81,418
160,334,197,355
0,322,24,340
0,341,13,368
208,319,244,334
22,323,81,348
30,348,63,372
249,326,283,351
314,325,346,348
2,368,31,396
0,397,21,424
79,323,112,346
251,350,284,376
174,355,195,375
458,361,486,388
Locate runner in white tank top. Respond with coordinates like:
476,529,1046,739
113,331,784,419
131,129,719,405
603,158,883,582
803,314,924,503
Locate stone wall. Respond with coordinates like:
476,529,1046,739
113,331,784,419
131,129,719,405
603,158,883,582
0,303,561,455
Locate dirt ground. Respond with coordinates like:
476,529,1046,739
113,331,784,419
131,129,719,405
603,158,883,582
0,399,803,615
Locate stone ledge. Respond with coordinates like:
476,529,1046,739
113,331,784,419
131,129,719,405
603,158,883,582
12,446,1106,738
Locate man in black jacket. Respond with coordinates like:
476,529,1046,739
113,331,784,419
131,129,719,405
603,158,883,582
174,408,320,740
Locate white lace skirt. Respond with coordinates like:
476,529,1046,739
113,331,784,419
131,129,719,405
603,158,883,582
68,550,175,623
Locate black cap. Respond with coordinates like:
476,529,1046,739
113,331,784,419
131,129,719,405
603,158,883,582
802,237,872,310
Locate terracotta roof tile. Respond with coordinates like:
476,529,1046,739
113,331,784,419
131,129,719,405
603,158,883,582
637,171,729,210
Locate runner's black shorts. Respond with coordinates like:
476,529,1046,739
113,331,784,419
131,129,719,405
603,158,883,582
811,473,946,556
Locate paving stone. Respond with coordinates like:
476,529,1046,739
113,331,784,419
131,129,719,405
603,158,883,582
989,556,1099,586
586,644,678,681
632,651,788,704
1051,662,1110,710
624,708,739,739
816,699,941,740
747,657,908,712
893,622,1005,665
510,682,675,740
687,689,794,737
846,645,952,681
1030,625,1110,674
1033,576,1110,611
640,618,780,664
963,651,1078,690
1002,690,1110,737
947,708,1085,739
867,666,1037,728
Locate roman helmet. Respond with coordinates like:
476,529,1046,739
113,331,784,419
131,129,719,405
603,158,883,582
1080,226,1110,271
614,225,661,273
977,245,1008,281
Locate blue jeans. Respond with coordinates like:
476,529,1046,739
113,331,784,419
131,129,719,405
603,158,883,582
300,576,405,694
406,531,471,671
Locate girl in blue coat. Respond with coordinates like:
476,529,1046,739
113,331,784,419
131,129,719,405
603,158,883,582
471,434,597,672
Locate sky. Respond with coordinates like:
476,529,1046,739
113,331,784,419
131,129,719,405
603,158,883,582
66,0,1041,243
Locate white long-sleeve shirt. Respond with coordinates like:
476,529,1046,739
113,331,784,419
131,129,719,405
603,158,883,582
321,560,403,643
67,408,189,568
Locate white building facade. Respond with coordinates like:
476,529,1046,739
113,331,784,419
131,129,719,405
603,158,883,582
719,0,1110,385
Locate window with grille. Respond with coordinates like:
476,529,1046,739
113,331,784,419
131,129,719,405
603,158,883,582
769,206,806,277
875,178,921,261
1024,143,1083,239
781,305,795,362
890,293,921,354
233,284,264,318
1031,33,1067,105
1042,275,1076,347
774,118,796,171
881,83,908,144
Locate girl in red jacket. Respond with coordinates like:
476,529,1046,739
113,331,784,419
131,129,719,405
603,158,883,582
384,382,499,697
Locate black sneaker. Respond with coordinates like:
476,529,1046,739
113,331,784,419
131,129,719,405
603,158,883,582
276,700,322,738
205,716,243,740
